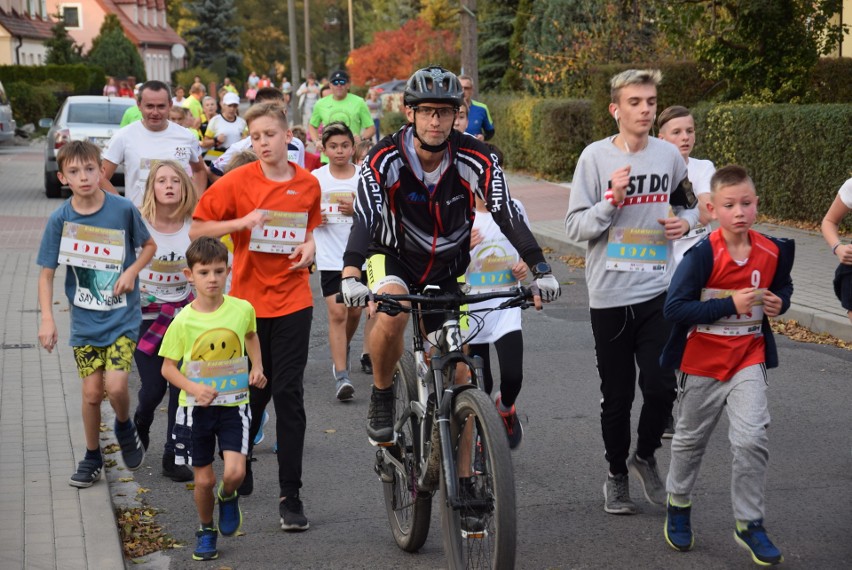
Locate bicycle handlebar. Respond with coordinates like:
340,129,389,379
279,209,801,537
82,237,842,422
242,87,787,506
335,286,535,315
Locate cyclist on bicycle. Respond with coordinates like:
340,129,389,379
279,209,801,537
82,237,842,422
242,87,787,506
339,66,560,445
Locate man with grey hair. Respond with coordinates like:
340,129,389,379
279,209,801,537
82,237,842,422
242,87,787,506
565,69,699,515
459,74,494,141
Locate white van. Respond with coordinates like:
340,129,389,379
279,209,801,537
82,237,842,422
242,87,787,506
0,81,16,143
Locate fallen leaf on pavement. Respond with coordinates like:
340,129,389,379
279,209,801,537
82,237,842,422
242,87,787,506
770,319,851,350
559,255,585,269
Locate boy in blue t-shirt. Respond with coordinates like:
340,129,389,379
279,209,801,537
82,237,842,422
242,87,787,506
160,237,266,561
37,141,156,488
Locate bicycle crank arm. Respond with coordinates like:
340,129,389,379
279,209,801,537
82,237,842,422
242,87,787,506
375,448,405,484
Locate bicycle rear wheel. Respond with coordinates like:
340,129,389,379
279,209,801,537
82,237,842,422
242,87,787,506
382,350,432,552
441,388,516,569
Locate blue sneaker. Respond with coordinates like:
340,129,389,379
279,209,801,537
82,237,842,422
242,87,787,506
253,410,269,446
217,482,242,536
664,500,694,552
192,526,218,561
114,419,145,471
734,520,783,566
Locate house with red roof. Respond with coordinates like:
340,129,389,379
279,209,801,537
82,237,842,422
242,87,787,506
0,1,54,66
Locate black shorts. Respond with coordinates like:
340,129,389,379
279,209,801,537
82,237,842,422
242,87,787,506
172,404,251,467
366,252,464,334
320,270,367,298
834,263,852,311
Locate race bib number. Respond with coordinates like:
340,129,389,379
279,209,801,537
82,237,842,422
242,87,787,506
59,222,125,272
140,259,190,302
185,356,249,406
606,227,667,273
467,244,517,292
696,288,765,336
321,192,354,224
249,210,308,254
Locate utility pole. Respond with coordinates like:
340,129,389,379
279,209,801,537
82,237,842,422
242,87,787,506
304,0,312,77
348,0,354,54
460,0,478,95
288,0,300,122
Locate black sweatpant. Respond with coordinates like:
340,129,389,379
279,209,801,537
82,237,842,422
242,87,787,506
249,307,312,498
134,320,180,454
468,330,524,406
589,292,676,475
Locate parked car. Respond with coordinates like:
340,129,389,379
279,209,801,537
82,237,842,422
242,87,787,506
0,81,16,144
41,95,136,198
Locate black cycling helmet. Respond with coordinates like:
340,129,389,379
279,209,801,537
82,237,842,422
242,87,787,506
404,66,464,108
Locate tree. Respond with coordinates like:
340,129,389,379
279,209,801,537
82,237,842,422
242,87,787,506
185,0,243,79
44,15,83,65
347,18,458,85
86,15,145,80
478,0,517,91
354,0,421,45
237,0,289,77
656,0,848,102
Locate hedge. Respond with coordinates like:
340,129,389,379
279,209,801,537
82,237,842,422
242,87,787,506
807,58,852,103
6,82,60,126
0,64,105,95
693,103,852,230
485,95,593,180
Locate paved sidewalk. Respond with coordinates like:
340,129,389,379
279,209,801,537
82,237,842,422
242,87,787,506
1,143,848,570
0,147,124,569
506,172,852,342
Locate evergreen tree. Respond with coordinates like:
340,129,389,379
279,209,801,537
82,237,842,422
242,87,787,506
86,15,146,80
186,0,243,79
44,15,83,65
478,0,517,91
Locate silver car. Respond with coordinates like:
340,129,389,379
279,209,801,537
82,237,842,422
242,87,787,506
0,81,16,144
42,95,136,198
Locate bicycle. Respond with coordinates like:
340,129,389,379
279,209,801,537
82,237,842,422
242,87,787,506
358,285,535,569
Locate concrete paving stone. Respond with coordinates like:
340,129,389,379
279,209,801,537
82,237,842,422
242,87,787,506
23,554,55,570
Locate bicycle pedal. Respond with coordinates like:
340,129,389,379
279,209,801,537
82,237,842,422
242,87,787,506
368,434,397,447
461,529,488,539
374,451,394,483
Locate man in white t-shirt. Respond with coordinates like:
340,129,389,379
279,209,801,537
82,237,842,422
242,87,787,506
102,81,207,206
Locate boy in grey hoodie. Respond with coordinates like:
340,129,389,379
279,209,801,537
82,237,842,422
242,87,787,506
565,69,699,515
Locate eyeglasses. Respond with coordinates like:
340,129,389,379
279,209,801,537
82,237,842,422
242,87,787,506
331,79,348,86
413,106,457,120
462,86,473,91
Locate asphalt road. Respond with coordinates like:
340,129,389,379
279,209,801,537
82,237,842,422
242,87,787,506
4,141,851,569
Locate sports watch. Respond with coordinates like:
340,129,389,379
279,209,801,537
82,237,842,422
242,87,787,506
532,261,552,278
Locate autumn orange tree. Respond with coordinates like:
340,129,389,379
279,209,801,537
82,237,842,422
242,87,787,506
347,18,459,85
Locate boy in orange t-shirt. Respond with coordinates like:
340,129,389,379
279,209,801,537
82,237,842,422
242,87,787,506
191,102,320,532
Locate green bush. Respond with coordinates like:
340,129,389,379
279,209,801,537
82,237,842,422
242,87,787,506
174,67,220,93
693,103,852,229
6,82,59,126
380,112,407,136
0,64,104,94
486,95,592,179
807,58,852,103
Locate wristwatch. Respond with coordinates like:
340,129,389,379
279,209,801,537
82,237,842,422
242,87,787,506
532,261,552,278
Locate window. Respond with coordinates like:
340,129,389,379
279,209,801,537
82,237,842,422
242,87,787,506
60,5,81,29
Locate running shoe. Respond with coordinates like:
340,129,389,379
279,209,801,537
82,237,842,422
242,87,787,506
162,452,193,482
253,410,269,446
366,386,395,444
734,520,783,566
459,477,488,538
114,419,145,471
627,452,666,505
279,494,310,531
335,370,355,401
192,526,218,561
133,412,150,451
217,482,242,536
603,473,637,515
496,393,524,449
360,353,373,374
69,457,103,488
664,499,694,552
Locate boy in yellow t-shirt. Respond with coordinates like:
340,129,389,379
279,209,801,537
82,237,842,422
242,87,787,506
160,237,266,561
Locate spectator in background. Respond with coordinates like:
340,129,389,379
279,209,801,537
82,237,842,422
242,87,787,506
104,77,118,97
258,74,272,89
296,73,321,132
822,177,852,324
459,75,494,141
172,85,186,106
366,88,383,143
118,80,134,98
222,77,239,95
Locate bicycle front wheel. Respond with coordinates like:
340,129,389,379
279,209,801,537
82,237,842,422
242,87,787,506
382,350,432,552
441,388,516,569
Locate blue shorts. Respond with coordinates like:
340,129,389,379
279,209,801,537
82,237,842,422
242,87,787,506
172,404,251,467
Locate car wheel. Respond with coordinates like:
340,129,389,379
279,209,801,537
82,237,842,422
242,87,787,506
45,170,63,198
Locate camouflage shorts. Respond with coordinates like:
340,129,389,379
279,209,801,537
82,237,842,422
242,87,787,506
72,336,136,379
